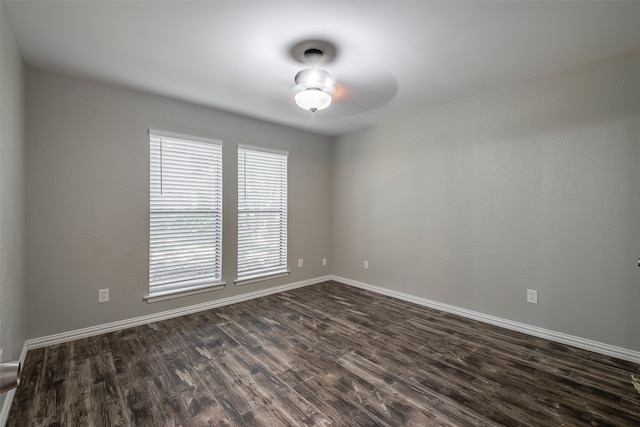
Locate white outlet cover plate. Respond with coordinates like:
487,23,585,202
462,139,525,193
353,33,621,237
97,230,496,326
527,289,538,304
98,289,109,303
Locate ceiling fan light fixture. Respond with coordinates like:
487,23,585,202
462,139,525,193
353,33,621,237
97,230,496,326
295,88,332,112
293,65,336,113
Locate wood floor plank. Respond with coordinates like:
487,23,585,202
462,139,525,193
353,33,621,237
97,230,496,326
7,281,640,426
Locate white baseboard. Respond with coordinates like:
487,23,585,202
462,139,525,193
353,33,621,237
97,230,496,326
12,271,640,415
0,341,28,427
330,275,640,364
27,275,331,350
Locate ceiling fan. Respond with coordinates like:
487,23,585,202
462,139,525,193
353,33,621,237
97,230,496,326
291,43,337,113
288,39,398,116
227,39,397,119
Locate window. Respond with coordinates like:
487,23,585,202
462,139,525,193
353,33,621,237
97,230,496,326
148,130,223,301
237,146,288,283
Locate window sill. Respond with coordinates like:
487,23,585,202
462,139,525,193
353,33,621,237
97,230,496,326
234,271,290,286
144,282,226,303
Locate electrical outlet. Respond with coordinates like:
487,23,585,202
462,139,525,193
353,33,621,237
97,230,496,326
322,258,327,266
364,260,369,269
98,288,110,303
298,259,303,268
0,348,3,363
527,289,538,304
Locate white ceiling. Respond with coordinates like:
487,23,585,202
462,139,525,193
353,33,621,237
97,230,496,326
5,1,640,136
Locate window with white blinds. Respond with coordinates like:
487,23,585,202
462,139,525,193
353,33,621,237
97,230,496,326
237,146,288,282
148,131,223,299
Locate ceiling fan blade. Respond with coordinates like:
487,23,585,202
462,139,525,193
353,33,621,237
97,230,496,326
321,66,399,117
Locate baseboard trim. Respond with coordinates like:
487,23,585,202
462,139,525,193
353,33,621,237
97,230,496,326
0,341,28,427
20,273,640,365
27,275,331,350
330,275,640,364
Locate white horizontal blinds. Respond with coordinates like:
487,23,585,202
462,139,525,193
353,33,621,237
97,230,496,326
149,133,223,296
237,147,288,280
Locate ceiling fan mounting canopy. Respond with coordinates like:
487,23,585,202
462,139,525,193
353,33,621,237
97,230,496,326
303,48,324,64
290,39,337,65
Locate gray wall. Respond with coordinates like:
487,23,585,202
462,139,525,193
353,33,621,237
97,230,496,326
26,69,332,338
0,0,27,402
332,49,640,351
20,41,640,354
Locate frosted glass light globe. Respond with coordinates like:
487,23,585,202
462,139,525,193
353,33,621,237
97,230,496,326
295,88,332,112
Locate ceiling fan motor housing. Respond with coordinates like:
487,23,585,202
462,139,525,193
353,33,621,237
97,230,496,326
294,68,335,93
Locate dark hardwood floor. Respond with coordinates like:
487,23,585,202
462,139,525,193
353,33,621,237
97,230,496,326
7,281,640,426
